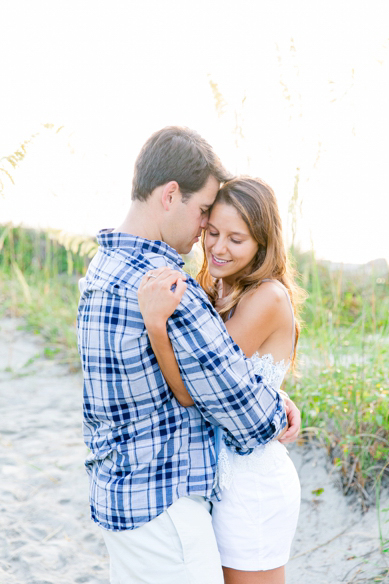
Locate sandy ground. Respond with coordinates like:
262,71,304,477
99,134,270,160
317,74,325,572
1,317,388,584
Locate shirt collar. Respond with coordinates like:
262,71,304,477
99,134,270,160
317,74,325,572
97,229,185,268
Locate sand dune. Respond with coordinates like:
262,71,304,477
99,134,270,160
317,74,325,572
0,318,387,583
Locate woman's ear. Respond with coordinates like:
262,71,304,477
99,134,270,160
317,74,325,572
161,181,180,211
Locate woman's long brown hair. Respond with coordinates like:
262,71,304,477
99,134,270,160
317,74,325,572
196,176,306,366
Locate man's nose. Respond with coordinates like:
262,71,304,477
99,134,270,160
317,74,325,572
200,216,208,229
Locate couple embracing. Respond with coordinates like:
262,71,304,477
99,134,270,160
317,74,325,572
77,126,305,584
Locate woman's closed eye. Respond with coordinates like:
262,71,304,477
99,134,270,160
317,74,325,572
208,230,242,244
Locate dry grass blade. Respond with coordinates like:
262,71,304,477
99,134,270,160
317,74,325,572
290,520,359,560
41,525,64,543
0,224,11,251
0,166,15,187
344,457,358,495
11,260,31,304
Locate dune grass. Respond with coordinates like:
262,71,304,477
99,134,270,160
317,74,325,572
1,224,388,508
285,250,389,514
0,225,94,369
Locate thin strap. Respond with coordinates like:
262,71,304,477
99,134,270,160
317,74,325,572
261,279,295,359
219,280,236,321
227,306,236,320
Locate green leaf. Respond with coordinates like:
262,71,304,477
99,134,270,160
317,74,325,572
312,488,324,496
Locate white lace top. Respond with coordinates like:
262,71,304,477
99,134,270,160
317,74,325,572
214,280,294,490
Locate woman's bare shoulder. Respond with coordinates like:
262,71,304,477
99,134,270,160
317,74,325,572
226,281,290,355
237,280,286,314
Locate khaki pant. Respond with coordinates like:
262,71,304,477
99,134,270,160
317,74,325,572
100,495,224,584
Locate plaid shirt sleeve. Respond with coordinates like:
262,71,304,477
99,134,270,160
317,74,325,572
167,283,287,453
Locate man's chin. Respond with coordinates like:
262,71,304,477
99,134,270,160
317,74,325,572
179,243,194,255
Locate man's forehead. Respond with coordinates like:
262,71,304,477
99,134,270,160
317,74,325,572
201,175,220,203
201,193,218,207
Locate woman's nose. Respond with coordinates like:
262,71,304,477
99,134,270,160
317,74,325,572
212,239,227,255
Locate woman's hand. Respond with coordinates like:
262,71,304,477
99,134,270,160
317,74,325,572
138,267,187,329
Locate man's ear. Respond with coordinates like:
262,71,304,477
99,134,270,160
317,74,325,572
161,181,181,211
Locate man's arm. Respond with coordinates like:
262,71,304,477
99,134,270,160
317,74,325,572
168,300,286,451
138,268,286,452
138,270,299,444
138,267,288,452
167,294,287,452
146,321,300,443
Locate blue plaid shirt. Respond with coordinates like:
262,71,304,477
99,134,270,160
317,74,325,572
77,230,287,531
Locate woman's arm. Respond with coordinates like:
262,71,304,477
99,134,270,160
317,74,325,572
146,324,194,406
137,267,194,407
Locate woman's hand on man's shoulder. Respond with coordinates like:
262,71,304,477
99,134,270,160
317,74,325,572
137,267,187,329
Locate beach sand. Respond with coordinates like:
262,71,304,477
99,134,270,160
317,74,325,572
1,317,388,584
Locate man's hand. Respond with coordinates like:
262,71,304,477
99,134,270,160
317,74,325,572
278,396,301,444
138,267,187,328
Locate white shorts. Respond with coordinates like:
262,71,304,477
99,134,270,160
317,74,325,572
100,495,224,584
212,442,301,571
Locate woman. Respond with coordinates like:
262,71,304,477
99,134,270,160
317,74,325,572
137,177,305,584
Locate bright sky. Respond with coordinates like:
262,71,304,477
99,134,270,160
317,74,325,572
1,0,388,264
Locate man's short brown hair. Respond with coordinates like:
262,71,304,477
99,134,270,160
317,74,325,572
131,126,231,202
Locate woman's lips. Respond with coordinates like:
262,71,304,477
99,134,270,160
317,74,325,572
211,254,232,266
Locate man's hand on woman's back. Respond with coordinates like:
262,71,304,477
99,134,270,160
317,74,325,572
278,397,301,444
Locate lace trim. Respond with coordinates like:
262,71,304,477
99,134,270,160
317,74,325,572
216,442,289,489
232,441,288,474
214,446,234,490
250,352,290,393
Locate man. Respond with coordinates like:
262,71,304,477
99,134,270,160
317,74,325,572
77,126,300,584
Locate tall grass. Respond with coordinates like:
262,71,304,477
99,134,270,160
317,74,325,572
1,224,388,504
287,249,389,508
0,225,97,369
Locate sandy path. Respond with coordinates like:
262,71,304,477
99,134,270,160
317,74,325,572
0,319,108,584
1,317,388,584
287,446,389,583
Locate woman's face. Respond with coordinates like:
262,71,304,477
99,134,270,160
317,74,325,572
205,202,259,283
